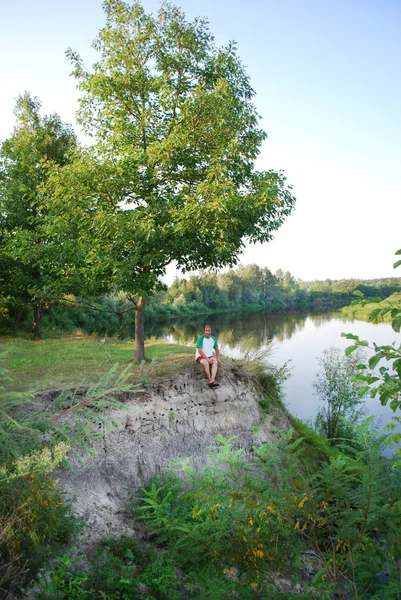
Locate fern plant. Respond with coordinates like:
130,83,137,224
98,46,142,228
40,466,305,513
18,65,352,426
0,360,142,598
0,362,142,466
132,429,401,598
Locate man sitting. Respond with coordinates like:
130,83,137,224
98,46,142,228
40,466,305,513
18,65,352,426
195,324,220,388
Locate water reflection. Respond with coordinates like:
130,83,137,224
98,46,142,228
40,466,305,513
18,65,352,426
150,310,341,351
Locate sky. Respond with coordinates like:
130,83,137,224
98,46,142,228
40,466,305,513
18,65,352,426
1,0,400,283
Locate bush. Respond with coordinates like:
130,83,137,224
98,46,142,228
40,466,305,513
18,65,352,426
35,429,401,599
37,537,181,600
0,362,139,598
313,346,368,444
0,473,80,598
131,431,401,598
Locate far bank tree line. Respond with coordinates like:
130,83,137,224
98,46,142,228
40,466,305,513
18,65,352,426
0,1,296,360
3,264,401,340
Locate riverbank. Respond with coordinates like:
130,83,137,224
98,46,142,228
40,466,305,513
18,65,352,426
4,357,400,599
341,291,401,322
3,336,401,598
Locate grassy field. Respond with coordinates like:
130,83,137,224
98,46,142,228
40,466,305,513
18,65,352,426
0,335,194,394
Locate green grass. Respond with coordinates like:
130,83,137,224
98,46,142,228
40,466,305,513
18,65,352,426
0,335,193,394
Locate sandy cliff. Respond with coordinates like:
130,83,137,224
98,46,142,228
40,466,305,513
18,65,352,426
58,364,290,554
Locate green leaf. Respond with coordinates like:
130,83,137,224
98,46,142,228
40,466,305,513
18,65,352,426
392,316,401,333
358,385,370,398
393,259,401,269
369,308,382,322
311,568,327,584
384,422,396,432
345,345,357,356
352,290,364,297
341,333,359,341
368,354,383,369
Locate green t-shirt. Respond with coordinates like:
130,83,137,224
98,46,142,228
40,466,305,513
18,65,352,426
195,335,218,360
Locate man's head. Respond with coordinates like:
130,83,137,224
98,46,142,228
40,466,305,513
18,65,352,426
204,325,212,338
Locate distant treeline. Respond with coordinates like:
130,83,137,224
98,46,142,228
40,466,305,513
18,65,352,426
3,264,401,338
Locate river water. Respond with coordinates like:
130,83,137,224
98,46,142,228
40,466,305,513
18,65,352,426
150,310,398,430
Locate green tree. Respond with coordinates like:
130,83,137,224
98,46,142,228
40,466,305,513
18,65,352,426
283,270,296,288
313,346,367,444
218,268,242,306
49,0,295,360
0,93,77,338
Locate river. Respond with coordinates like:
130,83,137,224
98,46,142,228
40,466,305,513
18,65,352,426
150,309,399,431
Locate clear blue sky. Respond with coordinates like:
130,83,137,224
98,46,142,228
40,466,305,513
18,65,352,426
1,0,400,282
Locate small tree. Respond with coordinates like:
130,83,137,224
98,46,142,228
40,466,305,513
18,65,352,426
0,93,77,338
49,0,295,360
313,346,367,443
342,248,401,455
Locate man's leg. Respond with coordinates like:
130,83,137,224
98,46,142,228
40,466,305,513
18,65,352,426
210,357,218,383
199,358,212,383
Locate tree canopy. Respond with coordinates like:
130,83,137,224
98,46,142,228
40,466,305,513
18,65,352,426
0,93,77,337
47,0,295,359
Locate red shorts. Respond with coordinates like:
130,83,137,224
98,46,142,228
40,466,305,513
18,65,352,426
196,356,213,363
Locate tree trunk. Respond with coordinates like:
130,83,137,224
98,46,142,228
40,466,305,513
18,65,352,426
117,311,124,339
134,296,146,361
33,303,44,339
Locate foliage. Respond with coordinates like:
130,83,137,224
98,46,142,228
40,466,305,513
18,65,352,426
37,545,139,600
243,358,290,415
37,537,181,600
0,93,77,338
0,467,80,599
128,431,401,598
312,346,368,444
341,292,401,323
0,434,77,597
30,428,401,599
0,362,141,464
132,436,300,585
290,418,342,464
45,0,295,359
0,360,142,597
0,337,193,395
3,262,401,339
162,268,401,317
342,249,401,454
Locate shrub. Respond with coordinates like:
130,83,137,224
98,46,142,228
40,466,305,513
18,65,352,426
37,538,181,600
131,431,401,598
0,473,80,598
313,346,368,444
